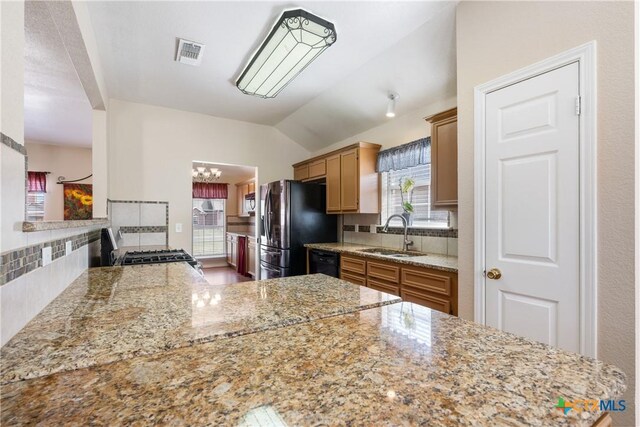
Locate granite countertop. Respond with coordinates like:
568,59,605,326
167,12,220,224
1,302,625,426
22,218,109,232
226,231,256,240
305,242,458,272
0,265,399,384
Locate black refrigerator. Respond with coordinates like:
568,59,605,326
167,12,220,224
260,180,337,279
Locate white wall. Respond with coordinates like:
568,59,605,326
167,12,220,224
0,0,101,346
1,0,27,252
456,2,636,424
107,99,310,251
25,141,92,221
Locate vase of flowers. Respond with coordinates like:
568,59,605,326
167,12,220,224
399,177,415,226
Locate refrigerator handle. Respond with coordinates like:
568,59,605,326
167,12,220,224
265,187,271,242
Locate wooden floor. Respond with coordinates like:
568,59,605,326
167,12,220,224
202,267,253,286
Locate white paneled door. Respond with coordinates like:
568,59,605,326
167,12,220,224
484,62,580,353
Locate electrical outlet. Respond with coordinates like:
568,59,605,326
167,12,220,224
42,247,52,266
65,241,73,255
175,223,183,233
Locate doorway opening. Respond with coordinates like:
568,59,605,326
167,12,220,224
191,161,258,284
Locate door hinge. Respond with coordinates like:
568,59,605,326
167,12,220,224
575,96,581,116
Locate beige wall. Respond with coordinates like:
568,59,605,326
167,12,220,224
107,99,310,251
25,141,92,221
310,96,457,157
457,2,636,424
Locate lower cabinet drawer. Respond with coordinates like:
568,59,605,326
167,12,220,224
367,261,400,282
341,272,367,286
366,278,399,296
401,288,451,315
341,256,367,275
401,268,452,296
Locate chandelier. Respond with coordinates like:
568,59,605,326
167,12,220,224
192,166,222,183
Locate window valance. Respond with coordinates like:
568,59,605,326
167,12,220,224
192,182,228,199
376,137,430,173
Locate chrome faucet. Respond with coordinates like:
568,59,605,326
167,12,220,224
382,214,414,251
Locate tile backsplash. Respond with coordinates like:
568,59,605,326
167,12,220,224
227,215,255,235
108,200,169,247
340,211,458,257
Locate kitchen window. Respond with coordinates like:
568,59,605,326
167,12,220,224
380,164,449,228
26,192,45,221
192,198,225,257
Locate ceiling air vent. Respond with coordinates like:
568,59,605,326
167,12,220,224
176,38,205,66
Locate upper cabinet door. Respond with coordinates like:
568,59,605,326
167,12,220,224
428,108,458,207
340,149,359,211
326,154,342,212
293,164,309,181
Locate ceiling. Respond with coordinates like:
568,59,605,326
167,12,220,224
24,1,93,147
86,1,457,151
192,161,255,184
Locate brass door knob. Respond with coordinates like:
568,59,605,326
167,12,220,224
486,268,502,280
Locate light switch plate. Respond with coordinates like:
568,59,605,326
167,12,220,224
42,247,52,266
175,223,183,233
65,241,73,255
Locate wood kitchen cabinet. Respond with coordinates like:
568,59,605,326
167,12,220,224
293,164,309,181
236,178,256,217
226,233,237,268
338,253,458,316
425,108,458,208
293,142,380,214
247,237,256,278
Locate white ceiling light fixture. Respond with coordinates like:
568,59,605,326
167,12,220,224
386,93,399,118
176,38,205,66
236,9,337,98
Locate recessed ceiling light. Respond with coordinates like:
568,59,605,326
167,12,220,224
386,93,399,118
236,9,337,98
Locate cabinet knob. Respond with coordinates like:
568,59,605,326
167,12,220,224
486,268,502,280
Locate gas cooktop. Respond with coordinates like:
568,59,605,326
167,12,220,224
120,249,198,268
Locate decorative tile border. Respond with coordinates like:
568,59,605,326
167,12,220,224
107,200,169,204
0,229,101,286
119,226,167,234
1,132,27,156
343,224,457,238
375,226,458,238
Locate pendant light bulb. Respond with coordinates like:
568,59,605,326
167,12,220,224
386,93,398,118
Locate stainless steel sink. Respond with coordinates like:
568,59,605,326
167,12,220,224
357,248,425,258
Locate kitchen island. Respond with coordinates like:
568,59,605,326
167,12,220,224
1,263,625,426
0,264,398,383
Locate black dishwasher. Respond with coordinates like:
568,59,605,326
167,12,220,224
308,249,340,278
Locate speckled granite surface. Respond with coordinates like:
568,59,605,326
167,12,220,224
22,218,109,232
1,302,624,426
0,265,399,384
305,242,458,272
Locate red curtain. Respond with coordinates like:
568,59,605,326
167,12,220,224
237,235,248,276
192,182,228,199
28,171,47,193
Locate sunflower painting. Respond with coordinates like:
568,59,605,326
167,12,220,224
63,184,93,220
